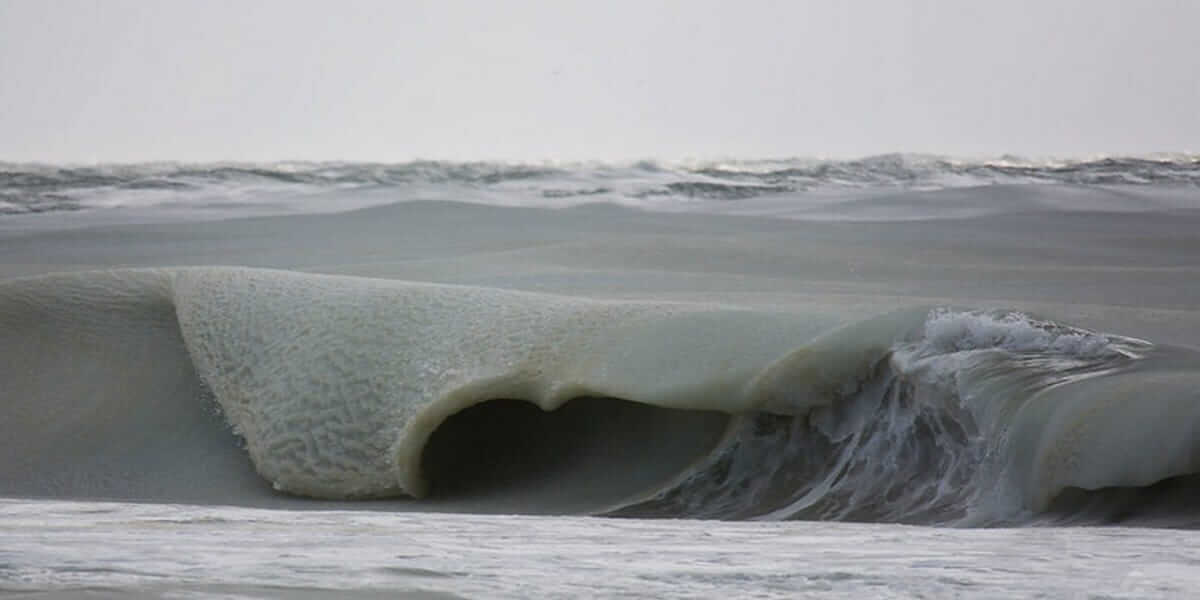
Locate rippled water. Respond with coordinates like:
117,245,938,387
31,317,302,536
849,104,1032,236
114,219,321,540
3,154,1197,216
4,500,1199,599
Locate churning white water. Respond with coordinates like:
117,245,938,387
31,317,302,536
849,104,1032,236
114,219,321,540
5,500,1200,599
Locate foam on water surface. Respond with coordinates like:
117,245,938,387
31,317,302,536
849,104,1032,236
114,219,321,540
6,499,1200,599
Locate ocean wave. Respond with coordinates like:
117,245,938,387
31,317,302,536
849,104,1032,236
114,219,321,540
2,154,1197,215
1,267,1198,526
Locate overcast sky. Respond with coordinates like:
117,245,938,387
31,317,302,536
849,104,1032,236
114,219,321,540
1,0,1197,163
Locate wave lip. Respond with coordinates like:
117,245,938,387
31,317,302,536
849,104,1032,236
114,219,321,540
3,267,1200,526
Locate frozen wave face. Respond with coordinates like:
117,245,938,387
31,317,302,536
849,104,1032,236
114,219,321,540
3,267,1199,527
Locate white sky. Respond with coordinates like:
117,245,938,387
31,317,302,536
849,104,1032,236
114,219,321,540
1,0,1197,162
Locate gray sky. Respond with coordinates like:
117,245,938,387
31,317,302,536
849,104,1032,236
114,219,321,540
1,0,1197,162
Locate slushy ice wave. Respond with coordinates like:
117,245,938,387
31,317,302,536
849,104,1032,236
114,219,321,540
3,266,1197,526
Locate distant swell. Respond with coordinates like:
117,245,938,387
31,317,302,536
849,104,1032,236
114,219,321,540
2,267,1200,527
2,154,1198,215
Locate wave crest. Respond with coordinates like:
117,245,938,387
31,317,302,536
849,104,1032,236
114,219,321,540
2,267,1198,525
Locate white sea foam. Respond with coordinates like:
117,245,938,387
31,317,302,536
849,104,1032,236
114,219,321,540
6,499,1200,599
4,156,1198,224
919,308,1129,357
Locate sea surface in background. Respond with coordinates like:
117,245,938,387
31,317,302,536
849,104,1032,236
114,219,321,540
2,155,1200,598
3,154,1198,221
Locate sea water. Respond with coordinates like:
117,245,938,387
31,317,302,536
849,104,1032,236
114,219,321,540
4,499,1200,599
2,156,1199,598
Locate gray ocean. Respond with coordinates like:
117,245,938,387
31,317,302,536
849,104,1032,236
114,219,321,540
3,155,1200,598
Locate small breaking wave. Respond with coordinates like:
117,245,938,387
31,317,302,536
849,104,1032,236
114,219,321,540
616,309,1162,525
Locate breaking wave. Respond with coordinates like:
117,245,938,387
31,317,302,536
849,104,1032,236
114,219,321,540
2,154,1198,215
2,267,1199,526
